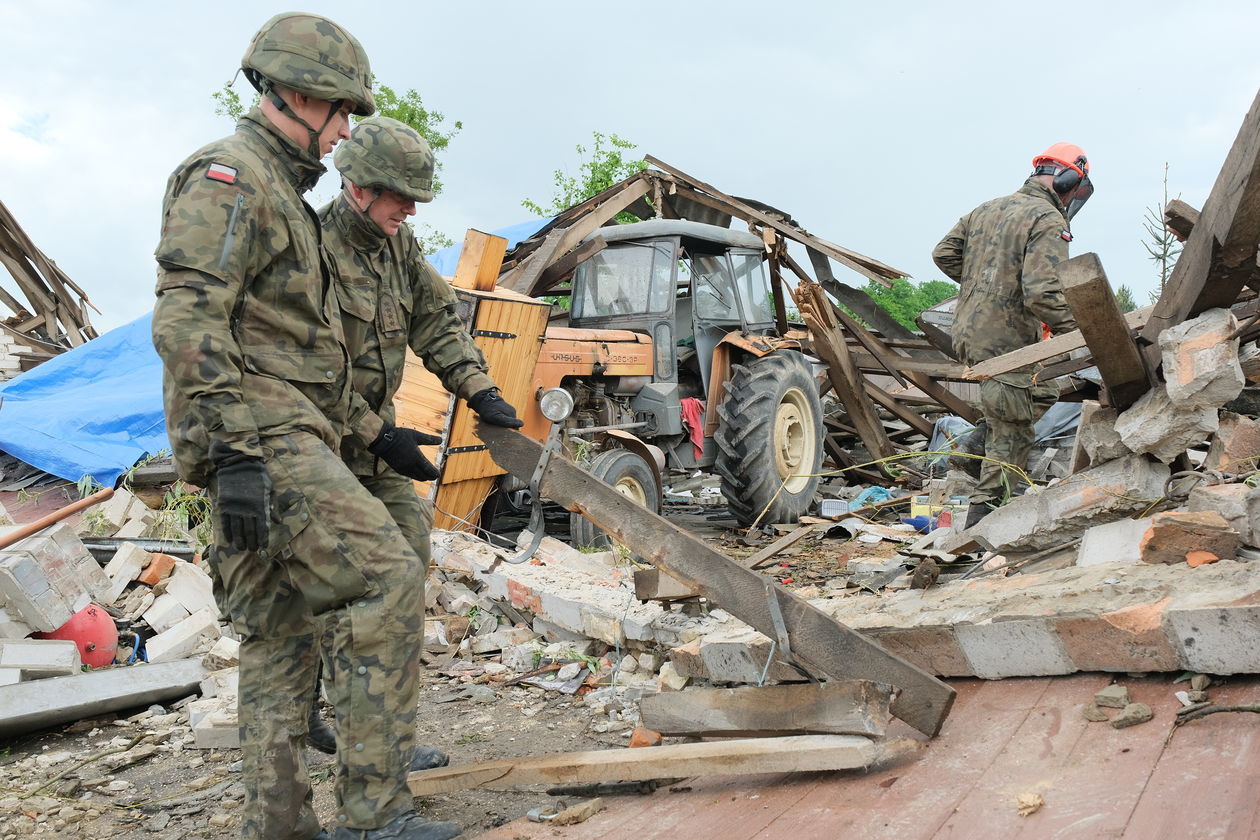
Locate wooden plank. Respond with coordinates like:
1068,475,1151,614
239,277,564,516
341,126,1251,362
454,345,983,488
863,384,935,437
451,230,507,291
639,681,893,738
745,525,816,569
633,567,701,601
407,734,901,796
646,156,909,284
478,424,956,736
1142,88,1260,350
965,305,1153,380
799,247,916,340
533,235,606,296
1060,252,1153,409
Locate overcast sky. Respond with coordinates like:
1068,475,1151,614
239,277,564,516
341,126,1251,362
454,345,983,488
3,1,1259,333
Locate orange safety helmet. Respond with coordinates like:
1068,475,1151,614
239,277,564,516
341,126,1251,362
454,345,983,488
1032,142,1093,220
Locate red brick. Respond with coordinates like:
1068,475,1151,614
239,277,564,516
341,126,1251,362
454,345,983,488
1139,511,1239,565
865,626,971,678
629,726,663,748
136,552,177,586
1056,599,1180,672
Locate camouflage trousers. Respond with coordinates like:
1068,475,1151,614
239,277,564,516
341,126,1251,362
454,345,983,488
206,431,425,839
972,372,1058,506
359,466,435,574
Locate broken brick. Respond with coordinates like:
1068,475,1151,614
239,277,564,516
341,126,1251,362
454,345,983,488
1139,511,1240,565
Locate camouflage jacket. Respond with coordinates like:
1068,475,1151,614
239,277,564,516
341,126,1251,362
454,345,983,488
933,177,1079,371
319,194,495,476
152,108,352,485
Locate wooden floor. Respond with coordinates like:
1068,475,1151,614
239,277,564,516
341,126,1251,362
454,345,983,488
476,673,1260,840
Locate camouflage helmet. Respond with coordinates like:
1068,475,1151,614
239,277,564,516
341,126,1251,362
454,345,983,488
242,13,375,117
334,117,435,203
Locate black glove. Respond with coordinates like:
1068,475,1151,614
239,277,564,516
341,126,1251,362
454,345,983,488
368,424,442,481
211,448,272,552
468,388,524,428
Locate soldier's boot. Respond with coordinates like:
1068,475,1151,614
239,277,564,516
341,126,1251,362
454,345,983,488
308,700,338,755
333,811,462,840
948,422,988,478
410,746,449,772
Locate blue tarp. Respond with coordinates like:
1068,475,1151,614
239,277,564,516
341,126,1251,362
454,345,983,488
0,217,556,487
0,313,167,487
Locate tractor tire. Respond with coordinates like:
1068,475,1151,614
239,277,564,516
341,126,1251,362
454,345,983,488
570,448,660,550
714,351,824,527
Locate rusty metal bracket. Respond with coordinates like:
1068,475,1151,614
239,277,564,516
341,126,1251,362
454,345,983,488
488,424,565,572
763,582,819,684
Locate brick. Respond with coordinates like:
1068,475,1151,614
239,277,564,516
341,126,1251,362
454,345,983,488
955,619,1074,679
0,550,73,632
188,697,239,749
157,562,216,616
0,639,81,678
199,667,239,700
1076,517,1153,568
0,668,21,686
1160,308,1244,408
1204,412,1260,474
1139,511,1240,565
1167,602,1260,674
657,661,688,691
142,593,190,634
145,607,220,663
136,553,177,587
202,636,239,670
114,509,157,540
1187,551,1220,568
0,606,33,640
103,543,150,605
8,525,98,613
864,626,970,678
75,488,139,538
1056,600,1181,672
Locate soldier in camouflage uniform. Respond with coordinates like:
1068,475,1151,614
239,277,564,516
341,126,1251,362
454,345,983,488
932,143,1094,527
305,116,523,759
152,13,460,840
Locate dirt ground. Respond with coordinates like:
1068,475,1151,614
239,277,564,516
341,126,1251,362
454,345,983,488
0,487,913,839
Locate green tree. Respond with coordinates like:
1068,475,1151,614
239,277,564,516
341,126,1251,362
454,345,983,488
857,277,957,330
210,80,462,252
522,132,647,220
1143,162,1181,304
1114,283,1138,313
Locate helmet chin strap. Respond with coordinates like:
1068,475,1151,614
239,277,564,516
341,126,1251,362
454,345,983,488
342,182,388,235
263,82,342,158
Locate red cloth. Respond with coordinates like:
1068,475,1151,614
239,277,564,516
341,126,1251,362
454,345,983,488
680,397,706,460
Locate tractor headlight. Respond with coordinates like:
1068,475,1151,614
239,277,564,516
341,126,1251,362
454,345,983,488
538,388,575,423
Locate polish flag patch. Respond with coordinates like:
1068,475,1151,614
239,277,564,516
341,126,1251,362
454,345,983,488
206,163,238,184
1060,230,1073,242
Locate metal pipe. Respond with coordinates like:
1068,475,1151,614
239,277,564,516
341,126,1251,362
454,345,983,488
0,487,114,550
567,421,648,436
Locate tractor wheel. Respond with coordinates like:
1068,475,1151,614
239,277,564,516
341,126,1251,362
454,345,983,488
714,351,824,527
570,448,660,550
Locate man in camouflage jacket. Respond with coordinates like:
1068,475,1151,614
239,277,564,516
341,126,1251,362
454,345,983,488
933,144,1093,526
152,14,460,840
307,116,522,758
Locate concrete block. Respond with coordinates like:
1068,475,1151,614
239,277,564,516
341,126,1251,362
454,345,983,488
142,593,191,635
1076,517,1153,567
0,550,73,632
657,661,688,691
188,696,239,749
145,607,220,663
202,636,239,670
1075,405,1130,466
38,523,110,605
1167,603,1260,674
114,509,157,540
199,667,238,700
0,606,34,640
530,617,589,643
1115,385,1218,463
1204,412,1260,474
103,542,149,605
1160,307,1244,408
957,455,1170,553
1056,600,1181,672
1139,511,1240,565
469,626,536,654
7,525,97,614
158,561,216,616
955,619,1074,679
536,591,585,636
75,487,139,538
0,668,22,686
0,639,81,678
1188,484,1252,544
696,626,803,684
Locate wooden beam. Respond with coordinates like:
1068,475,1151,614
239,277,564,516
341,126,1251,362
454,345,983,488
792,282,895,462
850,352,970,380
639,681,893,738
645,156,909,284
802,248,918,339
408,733,910,796
533,236,606,296
1060,253,1153,410
633,567,701,601
451,230,507,291
965,306,1153,380
745,525,816,569
863,384,935,436
1142,89,1260,350
477,423,955,736
1165,198,1200,243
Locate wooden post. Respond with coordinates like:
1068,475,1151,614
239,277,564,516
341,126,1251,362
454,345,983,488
451,230,507,291
477,423,956,737
1059,253,1153,410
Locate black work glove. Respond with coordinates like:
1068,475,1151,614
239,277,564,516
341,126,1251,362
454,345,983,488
467,388,524,428
368,424,442,481
211,446,272,552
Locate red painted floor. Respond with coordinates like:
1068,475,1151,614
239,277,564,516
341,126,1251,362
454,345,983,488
476,673,1260,840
